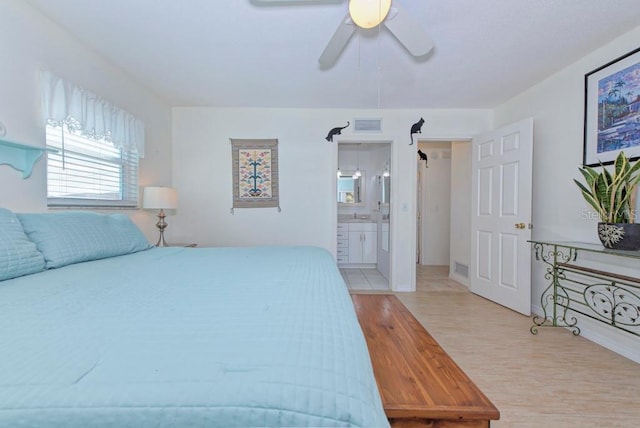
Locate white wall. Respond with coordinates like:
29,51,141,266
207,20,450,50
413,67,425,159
418,141,451,265
0,0,172,241
495,25,640,362
172,107,492,291
449,141,472,286
373,144,391,279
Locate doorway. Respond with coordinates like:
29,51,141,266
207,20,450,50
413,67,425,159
412,118,533,314
416,140,472,287
337,142,391,290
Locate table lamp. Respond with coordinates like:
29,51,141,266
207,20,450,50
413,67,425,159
142,186,178,247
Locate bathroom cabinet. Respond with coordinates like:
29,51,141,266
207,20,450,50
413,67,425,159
337,222,377,265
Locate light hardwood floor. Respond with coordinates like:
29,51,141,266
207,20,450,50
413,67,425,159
355,265,640,427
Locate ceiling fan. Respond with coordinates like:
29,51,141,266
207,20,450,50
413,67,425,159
254,0,434,68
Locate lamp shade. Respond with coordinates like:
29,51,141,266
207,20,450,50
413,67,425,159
349,0,391,29
142,187,178,210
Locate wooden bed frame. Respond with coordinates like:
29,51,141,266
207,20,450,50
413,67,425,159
352,294,500,428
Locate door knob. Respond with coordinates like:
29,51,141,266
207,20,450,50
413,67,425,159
515,222,526,229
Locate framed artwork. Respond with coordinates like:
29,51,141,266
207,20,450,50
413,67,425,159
230,138,280,213
583,47,640,166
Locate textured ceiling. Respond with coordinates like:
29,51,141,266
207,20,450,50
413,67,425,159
26,0,640,109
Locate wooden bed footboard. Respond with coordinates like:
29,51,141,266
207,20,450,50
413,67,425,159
351,294,500,428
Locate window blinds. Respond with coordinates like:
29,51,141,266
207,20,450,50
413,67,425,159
46,125,139,208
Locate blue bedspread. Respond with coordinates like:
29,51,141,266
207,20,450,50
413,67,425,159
0,246,389,427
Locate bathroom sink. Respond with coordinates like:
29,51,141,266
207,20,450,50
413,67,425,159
339,216,373,223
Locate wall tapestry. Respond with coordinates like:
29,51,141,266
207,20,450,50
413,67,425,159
230,138,280,213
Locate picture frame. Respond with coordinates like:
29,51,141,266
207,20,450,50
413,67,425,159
583,46,640,167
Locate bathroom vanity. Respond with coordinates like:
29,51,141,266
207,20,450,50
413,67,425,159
337,220,377,265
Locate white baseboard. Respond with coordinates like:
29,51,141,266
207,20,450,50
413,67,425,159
393,282,413,292
449,271,470,288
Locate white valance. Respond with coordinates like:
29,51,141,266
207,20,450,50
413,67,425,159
40,71,145,157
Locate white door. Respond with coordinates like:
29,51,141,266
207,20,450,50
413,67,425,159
470,118,533,315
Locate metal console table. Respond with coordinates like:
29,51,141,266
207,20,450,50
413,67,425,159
529,240,640,337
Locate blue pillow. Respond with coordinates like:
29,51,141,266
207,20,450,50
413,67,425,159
18,211,152,269
0,208,46,280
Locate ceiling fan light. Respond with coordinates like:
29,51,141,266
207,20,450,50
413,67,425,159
349,0,391,29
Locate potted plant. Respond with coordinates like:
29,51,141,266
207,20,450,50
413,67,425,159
574,151,640,250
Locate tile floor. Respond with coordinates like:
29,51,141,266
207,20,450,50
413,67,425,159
340,268,389,290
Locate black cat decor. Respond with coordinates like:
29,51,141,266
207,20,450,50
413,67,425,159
417,149,428,168
325,122,350,142
410,117,425,145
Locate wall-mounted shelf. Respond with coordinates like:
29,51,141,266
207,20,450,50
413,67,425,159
0,138,57,179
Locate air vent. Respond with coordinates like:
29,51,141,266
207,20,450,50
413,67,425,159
454,262,469,278
354,119,382,132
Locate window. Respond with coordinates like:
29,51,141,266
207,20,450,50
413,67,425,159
46,123,139,208
40,71,145,208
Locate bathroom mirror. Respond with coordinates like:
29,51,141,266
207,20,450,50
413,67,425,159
337,170,364,204
381,175,390,205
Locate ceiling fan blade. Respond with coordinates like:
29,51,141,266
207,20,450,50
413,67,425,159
319,15,356,68
383,6,434,57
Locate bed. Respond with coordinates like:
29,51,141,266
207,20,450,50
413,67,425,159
0,209,389,427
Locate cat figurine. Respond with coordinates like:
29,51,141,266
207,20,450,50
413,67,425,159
417,149,428,168
410,118,425,145
325,121,350,142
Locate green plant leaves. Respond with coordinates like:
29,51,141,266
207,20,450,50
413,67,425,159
575,152,640,224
